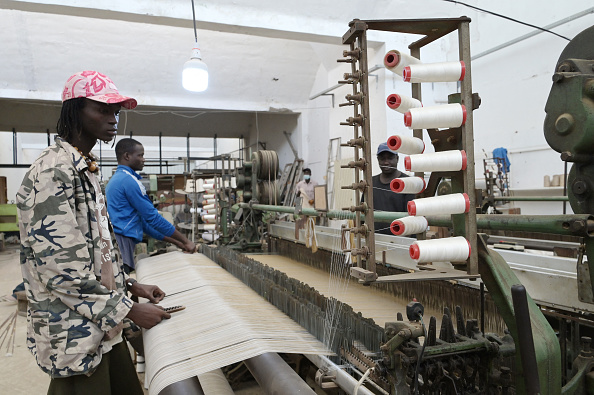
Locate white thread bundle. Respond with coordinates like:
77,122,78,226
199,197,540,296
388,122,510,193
203,194,215,200
404,150,467,172
404,104,467,129
387,135,425,155
384,49,422,76
202,224,216,230
390,216,428,236
409,236,471,263
203,199,217,206
390,177,426,193
203,203,215,210
202,214,217,221
205,208,217,214
403,61,466,82
202,183,215,191
386,93,422,114
203,178,215,184
407,193,470,216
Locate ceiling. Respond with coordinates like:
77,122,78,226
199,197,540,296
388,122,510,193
0,0,457,137
1,0,592,139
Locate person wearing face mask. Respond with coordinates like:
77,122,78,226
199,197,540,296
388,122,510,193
295,168,318,208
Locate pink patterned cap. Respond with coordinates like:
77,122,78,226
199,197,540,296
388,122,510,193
61,71,137,109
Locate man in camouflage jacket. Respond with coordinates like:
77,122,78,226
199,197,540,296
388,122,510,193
17,71,171,393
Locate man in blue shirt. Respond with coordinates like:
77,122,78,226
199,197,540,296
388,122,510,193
106,138,196,273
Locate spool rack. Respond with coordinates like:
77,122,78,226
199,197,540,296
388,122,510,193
339,17,479,282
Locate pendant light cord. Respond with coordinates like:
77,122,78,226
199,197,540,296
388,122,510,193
191,0,198,42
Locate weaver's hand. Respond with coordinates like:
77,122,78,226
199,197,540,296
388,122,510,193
126,302,171,329
130,283,166,303
182,240,196,254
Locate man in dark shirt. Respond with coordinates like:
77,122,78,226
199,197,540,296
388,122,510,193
371,142,416,234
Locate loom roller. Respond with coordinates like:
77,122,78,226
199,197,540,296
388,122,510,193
152,20,594,395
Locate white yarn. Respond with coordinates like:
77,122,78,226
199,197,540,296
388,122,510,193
390,177,426,194
203,203,216,210
203,194,215,200
405,103,466,129
202,214,217,221
203,178,215,184
202,224,216,230
403,61,465,83
202,183,215,190
386,93,422,114
387,135,425,155
203,199,217,206
390,216,428,236
410,236,470,263
408,193,469,216
205,208,217,214
405,150,466,172
384,49,422,76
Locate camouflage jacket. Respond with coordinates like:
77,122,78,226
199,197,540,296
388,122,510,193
16,137,133,378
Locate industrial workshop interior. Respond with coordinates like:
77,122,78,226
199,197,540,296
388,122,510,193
1,0,594,394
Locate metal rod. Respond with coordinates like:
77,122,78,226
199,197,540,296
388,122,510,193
493,196,569,201
511,284,541,395
480,282,485,335
12,128,17,165
244,353,316,395
305,354,376,395
159,132,163,174
158,376,205,395
187,133,191,174
563,160,568,214
248,203,594,236
309,65,383,100
472,7,594,61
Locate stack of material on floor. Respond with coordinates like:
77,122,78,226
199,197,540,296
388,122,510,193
136,251,332,395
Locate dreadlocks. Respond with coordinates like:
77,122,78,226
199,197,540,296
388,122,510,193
56,97,86,142
115,138,142,162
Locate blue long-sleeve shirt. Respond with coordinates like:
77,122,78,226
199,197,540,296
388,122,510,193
106,165,174,242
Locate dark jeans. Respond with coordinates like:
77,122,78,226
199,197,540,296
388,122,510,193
47,340,144,395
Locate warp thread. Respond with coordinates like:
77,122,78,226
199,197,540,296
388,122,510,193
404,104,467,129
390,177,426,194
387,135,425,155
408,193,470,216
386,93,422,114
405,150,467,172
390,216,428,236
384,49,422,76
403,61,465,83
409,236,471,263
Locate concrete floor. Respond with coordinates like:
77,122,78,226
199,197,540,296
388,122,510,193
0,242,268,394
0,243,50,394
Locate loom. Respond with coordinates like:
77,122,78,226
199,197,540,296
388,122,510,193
143,19,594,395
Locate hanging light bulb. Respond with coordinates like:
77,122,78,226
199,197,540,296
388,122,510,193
183,41,208,92
183,0,208,92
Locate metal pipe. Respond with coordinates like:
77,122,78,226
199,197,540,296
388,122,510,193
472,7,594,61
158,376,205,395
248,203,594,236
305,354,377,395
309,65,383,100
511,285,541,395
244,352,316,395
493,196,569,201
